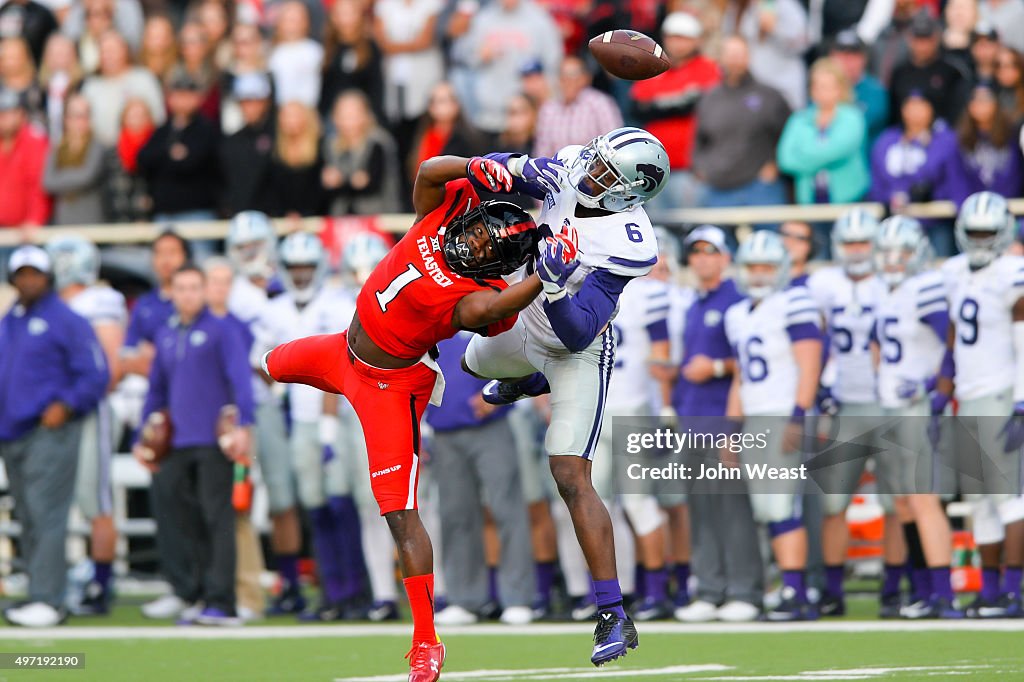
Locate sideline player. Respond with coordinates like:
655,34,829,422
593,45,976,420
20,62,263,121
463,127,671,662
46,236,126,615
263,155,545,682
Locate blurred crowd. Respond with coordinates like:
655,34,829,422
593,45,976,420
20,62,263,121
1,0,1024,255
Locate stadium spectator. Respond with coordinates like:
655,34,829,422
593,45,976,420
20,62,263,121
220,23,271,136
267,100,326,217
0,37,44,125
869,0,919,88
889,11,971,126
995,46,1024,120
671,225,763,624
408,81,485,186
106,97,154,222
806,0,896,51
74,0,118,75
949,82,1024,202
136,264,254,627
460,0,561,135
194,0,232,71
136,68,220,222
532,55,622,159
81,31,165,147
943,0,980,73
831,29,890,147
0,245,108,627
268,1,323,109
970,22,1000,83
43,93,107,225
868,90,960,254
63,0,143,56
320,0,384,124
140,15,179,85
427,332,535,626
322,89,401,216
518,58,552,106
493,93,538,210
219,72,275,216
693,36,790,233
777,58,870,208
0,88,49,228
38,34,83,142
980,0,1024,54
723,0,809,110
631,11,720,213
445,0,482,122
177,21,221,125
0,0,57,66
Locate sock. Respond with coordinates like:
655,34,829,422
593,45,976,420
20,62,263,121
488,566,499,604
635,564,647,599
903,522,928,601
328,496,367,600
881,563,903,598
910,567,932,602
310,507,345,604
646,567,668,603
782,570,807,603
516,372,550,396
1002,566,1022,599
93,562,112,593
278,553,300,593
535,561,556,607
592,578,627,619
403,574,438,645
982,567,1001,601
930,566,954,601
674,563,690,602
825,564,845,599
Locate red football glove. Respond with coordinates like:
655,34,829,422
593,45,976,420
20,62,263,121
467,157,513,193
546,224,578,264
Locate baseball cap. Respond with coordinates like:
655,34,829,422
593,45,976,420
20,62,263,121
0,88,25,112
683,225,729,254
901,87,936,108
973,21,999,42
233,72,271,101
662,12,702,39
520,58,544,77
7,245,51,278
909,11,940,38
832,29,866,53
166,67,202,92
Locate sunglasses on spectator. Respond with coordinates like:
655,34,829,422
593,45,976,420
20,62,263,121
688,244,720,255
780,230,812,242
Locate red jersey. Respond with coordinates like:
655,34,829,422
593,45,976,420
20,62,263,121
356,179,517,359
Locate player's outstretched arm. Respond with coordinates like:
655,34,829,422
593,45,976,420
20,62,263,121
413,155,511,221
452,274,543,331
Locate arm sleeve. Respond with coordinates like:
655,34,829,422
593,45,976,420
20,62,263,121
140,345,168,428
59,316,110,415
482,151,548,199
220,325,256,426
922,310,950,343
543,269,630,352
25,139,52,225
785,288,823,342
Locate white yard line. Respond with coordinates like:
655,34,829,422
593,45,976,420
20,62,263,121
334,664,732,682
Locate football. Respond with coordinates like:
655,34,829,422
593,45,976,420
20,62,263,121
588,29,671,81
216,404,239,453
138,409,172,464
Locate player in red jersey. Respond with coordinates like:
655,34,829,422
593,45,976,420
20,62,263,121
264,156,575,682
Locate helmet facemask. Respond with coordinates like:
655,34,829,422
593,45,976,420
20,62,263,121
284,264,319,304
740,262,785,301
835,240,875,278
569,139,641,212
876,247,913,287
443,202,537,279
229,238,275,280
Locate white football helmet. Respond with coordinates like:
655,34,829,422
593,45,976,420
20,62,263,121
341,232,391,287
832,208,880,277
736,230,791,301
874,216,931,288
46,235,100,291
227,211,276,279
567,127,670,212
955,191,1014,268
278,232,327,305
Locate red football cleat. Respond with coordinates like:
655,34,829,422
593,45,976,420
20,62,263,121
406,641,445,682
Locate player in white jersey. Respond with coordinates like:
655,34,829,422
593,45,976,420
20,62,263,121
46,236,126,616
870,217,961,620
806,209,890,617
225,211,309,616
940,192,1024,618
723,231,822,621
462,128,670,664
252,232,368,621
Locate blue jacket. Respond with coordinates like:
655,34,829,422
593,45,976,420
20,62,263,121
946,136,1024,205
867,122,960,206
0,292,109,441
777,103,870,204
425,332,510,433
124,289,174,349
141,307,255,449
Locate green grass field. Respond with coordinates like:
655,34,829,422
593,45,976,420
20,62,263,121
0,600,1021,682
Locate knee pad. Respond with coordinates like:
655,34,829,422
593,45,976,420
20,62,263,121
973,498,1006,545
622,495,663,537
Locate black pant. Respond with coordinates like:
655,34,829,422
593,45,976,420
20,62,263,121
152,446,236,613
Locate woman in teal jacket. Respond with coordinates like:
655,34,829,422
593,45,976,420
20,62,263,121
777,57,870,205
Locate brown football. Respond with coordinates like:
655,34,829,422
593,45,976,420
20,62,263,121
139,409,172,464
588,29,671,81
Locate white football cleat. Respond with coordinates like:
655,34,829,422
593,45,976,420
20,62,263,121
141,594,187,619
674,599,718,623
434,605,478,626
716,600,760,622
499,606,533,625
4,601,63,627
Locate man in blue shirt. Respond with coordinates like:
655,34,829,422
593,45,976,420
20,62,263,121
0,246,108,627
135,264,255,626
671,226,764,624
425,332,534,626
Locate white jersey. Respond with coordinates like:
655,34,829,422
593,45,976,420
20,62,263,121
254,286,355,423
68,285,127,327
667,284,694,367
807,267,886,405
725,286,820,415
230,275,273,404
607,277,671,412
519,145,659,352
942,253,1024,400
875,270,947,409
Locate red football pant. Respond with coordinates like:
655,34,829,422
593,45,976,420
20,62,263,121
265,332,435,515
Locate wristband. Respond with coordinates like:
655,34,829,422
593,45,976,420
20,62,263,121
507,154,528,177
790,405,807,423
712,359,725,378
